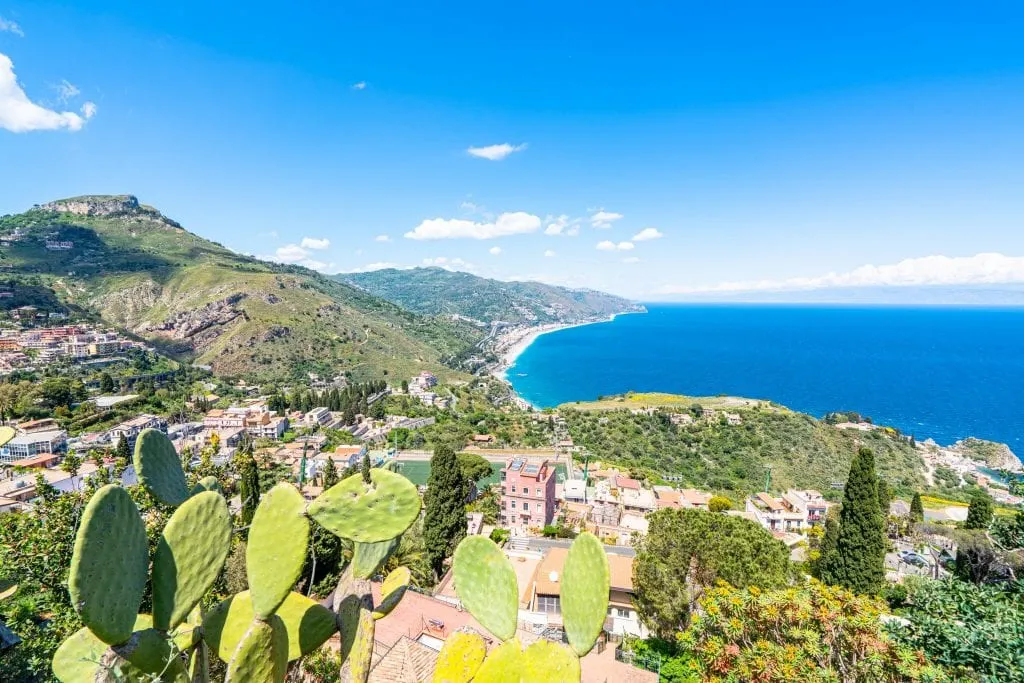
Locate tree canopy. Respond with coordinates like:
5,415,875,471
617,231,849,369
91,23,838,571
633,508,790,638
965,492,994,530
422,443,468,579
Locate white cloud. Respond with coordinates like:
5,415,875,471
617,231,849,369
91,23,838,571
374,234,391,242
422,256,476,272
54,80,80,104
467,143,527,161
597,240,634,251
623,256,641,264
489,246,502,255
352,81,366,90
544,215,581,237
660,252,1024,295
590,210,624,229
0,16,23,37
258,243,334,272
0,53,96,132
632,227,663,242
405,211,541,240
300,237,330,250
544,250,556,257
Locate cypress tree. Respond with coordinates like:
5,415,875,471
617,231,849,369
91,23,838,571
815,514,840,584
876,478,892,519
423,444,467,580
237,445,261,530
964,492,993,530
818,447,886,594
910,492,924,523
323,457,339,488
116,434,131,462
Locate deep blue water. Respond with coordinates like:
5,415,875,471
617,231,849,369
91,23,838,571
507,305,1024,454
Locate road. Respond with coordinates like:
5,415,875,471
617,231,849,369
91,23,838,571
509,535,636,557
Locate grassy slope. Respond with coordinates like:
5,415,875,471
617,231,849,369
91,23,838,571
561,393,927,496
339,267,641,324
0,200,479,383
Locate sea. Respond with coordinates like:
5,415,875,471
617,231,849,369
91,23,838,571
507,305,1024,455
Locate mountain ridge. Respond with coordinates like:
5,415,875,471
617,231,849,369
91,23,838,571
338,266,644,325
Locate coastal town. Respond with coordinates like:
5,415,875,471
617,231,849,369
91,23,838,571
2,323,1022,681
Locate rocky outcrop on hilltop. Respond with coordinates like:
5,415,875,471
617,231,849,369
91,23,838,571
951,438,1022,471
39,195,182,228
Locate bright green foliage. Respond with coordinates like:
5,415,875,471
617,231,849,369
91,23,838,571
707,495,732,512
681,580,949,683
225,616,288,683
521,640,582,683
452,536,518,641
432,629,487,683
52,614,154,682
633,507,790,637
191,475,223,495
203,590,338,663
888,578,1024,682
68,484,149,645
818,447,886,595
471,638,522,683
247,482,310,618
374,566,412,619
133,428,190,506
457,451,494,485
153,491,232,630
910,492,925,522
423,444,468,579
561,532,609,656
352,538,399,579
965,492,994,529
308,468,421,543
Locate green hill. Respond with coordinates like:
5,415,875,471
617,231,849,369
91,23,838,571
338,267,643,325
560,393,928,496
0,195,480,383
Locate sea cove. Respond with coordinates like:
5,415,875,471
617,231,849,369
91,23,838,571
507,304,1024,453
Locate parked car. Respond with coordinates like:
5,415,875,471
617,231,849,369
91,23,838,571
898,550,929,567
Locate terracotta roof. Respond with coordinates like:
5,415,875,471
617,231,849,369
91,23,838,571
532,547,635,597
680,489,711,507
9,453,61,468
755,492,784,512
615,476,641,490
368,636,437,683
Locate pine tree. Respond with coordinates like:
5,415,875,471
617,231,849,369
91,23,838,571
237,445,261,531
965,492,993,530
818,447,886,594
423,444,467,579
910,492,924,523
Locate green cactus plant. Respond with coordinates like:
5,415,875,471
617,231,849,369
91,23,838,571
55,430,422,683
449,532,611,683
432,629,486,683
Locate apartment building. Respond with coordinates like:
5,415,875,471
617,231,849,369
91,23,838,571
499,457,557,530
109,414,167,451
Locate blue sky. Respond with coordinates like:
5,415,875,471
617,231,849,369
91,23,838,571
2,2,1024,299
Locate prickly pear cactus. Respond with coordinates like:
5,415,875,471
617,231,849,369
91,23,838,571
373,566,411,619
225,616,288,683
521,640,581,682
68,484,149,646
308,468,420,542
153,490,232,631
432,629,486,683
470,638,522,683
247,482,310,618
561,531,610,656
351,537,399,579
203,590,337,662
191,475,223,495
133,428,190,506
452,536,518,641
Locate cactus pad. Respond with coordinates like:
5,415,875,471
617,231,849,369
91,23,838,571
561,532,610,656
190,475,222,495
351,538,399,579
432,629,486,683
68,484,149,645
226,616,288,683
115,628,189,681
247,482,310,618
472,638,524,683
153,491,232,631
308,469,420,543
522,640,581,683
452,536,518,641
347,606,375,683
373,565,411,619
53,616,157,682
203,590,336,662
0,425,14,447
134,428,190,506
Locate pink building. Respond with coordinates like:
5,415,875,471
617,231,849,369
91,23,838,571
499,458,557,530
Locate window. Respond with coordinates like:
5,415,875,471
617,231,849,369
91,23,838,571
607,607,631,618
523,502,529,511
537,596,561,614
536,488,542,496
511,501,516,509
511,485,516,493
